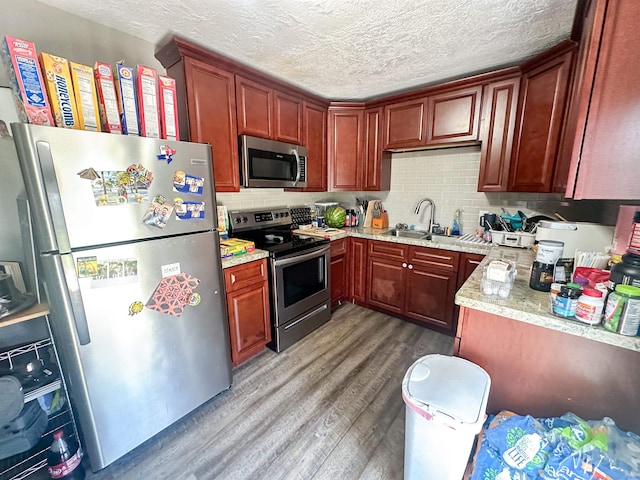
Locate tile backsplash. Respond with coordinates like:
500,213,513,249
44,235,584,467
217,145,635,233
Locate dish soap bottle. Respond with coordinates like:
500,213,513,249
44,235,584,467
452,209,462,236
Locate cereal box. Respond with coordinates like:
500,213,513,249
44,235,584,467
0,36,54,126
158,75,179,140
39,53,80,129
93,62,122,134
113,64,139,135
136,65,160,138
68,62,101,132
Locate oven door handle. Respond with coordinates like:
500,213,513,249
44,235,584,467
284,303,329,331
293,150,302,186
274,244,330,267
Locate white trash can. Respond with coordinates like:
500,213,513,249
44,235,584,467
402,354,491,480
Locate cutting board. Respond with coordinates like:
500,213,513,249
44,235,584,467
292,228,346,238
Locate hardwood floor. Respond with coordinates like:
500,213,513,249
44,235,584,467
85,304,454,480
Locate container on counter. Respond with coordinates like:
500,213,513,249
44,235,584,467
529,261,555,292
549,283,563,309
603,285,640,335
629,211,640,254
535,240,564,264
575,289,605,325
609,252,640,289
553,283,582,318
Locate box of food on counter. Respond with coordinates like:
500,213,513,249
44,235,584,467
220,238,255,257
113,64,139,135
94,62,122,134
39,52,80,129
1,36,54,126
136,65,160,138
69,61,101,131
158,75,178,140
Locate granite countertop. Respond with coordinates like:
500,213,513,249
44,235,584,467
221,249,269,269
455,248,640,353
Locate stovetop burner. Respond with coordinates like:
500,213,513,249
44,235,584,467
229,207,328,258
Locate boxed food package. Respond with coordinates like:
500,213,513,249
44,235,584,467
0,36,54,126
93,62,122,134
113,64,139,135
158,75,179,140
136,65,160,138
39,52,80,129
69,62,101,131
220,238,255,258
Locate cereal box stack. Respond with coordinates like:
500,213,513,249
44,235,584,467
158,75,179,140
136,65,160,138
0,36,54,126
113,64,139,135
39,53,80,129
69,62,101,132
94,62,122,134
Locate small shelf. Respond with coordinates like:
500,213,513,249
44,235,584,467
0,304,49,329
23,379,62,404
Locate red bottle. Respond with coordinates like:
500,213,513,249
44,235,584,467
47,430,85,479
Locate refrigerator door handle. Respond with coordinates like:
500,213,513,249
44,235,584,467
57,254,92,345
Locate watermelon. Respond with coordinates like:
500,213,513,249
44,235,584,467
325,206,346,228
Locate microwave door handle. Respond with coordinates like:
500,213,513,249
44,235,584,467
293,150,301,186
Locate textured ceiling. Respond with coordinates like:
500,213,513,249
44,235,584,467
36,0,578,100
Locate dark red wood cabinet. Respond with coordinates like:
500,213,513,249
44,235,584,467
330,238,348,309
327,104,364,191
300,101,327,191
235,75,274,140
349,238,368,305
477,76,520,192
562,0,640,199
508,43,575,192
363,107,391,191
383,98,427,149
426,86,482,144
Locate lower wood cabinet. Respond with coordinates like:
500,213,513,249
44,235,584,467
349,237,368,305
330,238,348,309
365,240,460,333
457,253,485,290
224,259,271,366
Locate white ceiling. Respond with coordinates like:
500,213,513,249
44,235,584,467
36,0,578,101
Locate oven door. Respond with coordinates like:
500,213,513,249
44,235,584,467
272,244,330,327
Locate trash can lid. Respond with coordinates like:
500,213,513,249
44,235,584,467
402,354,491,426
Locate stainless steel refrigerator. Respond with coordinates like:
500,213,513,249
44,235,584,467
11,123,232,471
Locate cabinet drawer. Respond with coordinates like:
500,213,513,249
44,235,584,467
331,238,347,257
409,246,459,271
368,240,408,261
224,259,268,292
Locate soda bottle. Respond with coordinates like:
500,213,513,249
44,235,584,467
47,430,85,479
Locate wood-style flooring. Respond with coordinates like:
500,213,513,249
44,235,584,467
86,304,454,480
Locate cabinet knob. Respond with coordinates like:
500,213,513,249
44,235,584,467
408,264,414,270
402,262,407,268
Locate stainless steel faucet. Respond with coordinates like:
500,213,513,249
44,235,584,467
414,198,436,234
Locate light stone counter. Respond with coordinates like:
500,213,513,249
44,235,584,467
455,248,640,353
221,249,269,269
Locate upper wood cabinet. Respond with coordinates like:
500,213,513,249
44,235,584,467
383,98,427,149
426,86,482,144
562,0,640,199
170,57,240,192
300,101,327,191
236,75,303,145
477,76,521,192
508,43,575,192
363,107,391,191
327,104,364,191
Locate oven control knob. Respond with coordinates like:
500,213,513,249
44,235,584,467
234,217,241,224
284,212,289,217
242,216,248,223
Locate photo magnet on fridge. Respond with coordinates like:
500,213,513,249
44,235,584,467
141,195,174,229
173,171,204,196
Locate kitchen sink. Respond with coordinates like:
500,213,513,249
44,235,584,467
428,234,461,245
383,229,430,239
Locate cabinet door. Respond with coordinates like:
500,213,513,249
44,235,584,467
457,253,485,290
477,77,520,192
327,107,364,191
568,0,640,199
363,107,391,191
301,101,327,192
227,281,271,366
349,238,368,304
383,98,427,149
366,255,406,315
426,86,482,144
274,91,302,144
235,75,273,139
330,238,348,309
509,48,574,192
405,265,458,331
182,57,239,192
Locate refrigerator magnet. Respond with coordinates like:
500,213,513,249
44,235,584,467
142,195,174,229
129,301,144,316
145,273,200,317
77,256,98,278
187,292,201,307
126,163,154,189
175,201,205,221
173,171,204,196
157,144,176,164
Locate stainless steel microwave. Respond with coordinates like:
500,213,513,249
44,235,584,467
239,135,307,188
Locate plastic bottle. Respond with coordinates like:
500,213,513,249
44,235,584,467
47,430,85,480
452,209,462,236
575,289,605,325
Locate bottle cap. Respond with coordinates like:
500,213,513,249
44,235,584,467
53,430,63,439
582,288,602,298
615,284,640,296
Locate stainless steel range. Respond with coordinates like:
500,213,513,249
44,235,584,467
229,207,331,352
